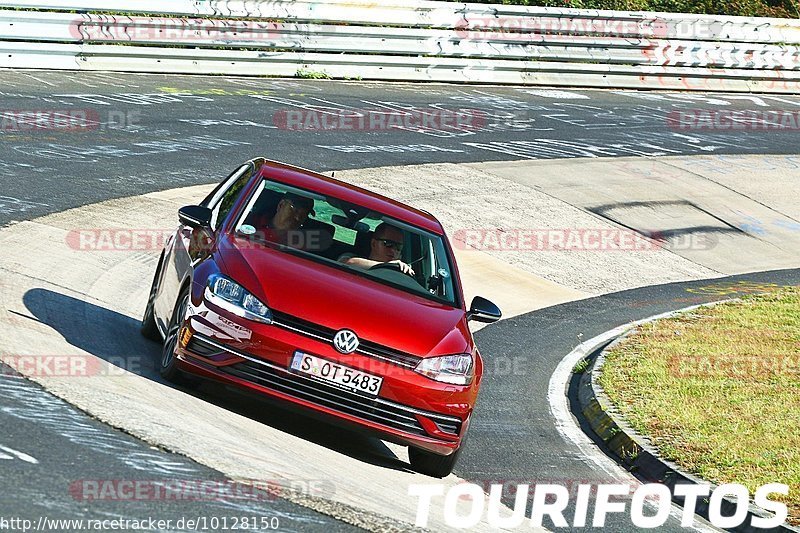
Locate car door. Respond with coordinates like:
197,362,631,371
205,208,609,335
153,162,256,329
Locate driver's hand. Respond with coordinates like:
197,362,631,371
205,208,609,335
389,260,415,276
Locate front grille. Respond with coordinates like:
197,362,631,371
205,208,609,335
188,334,461,438
222,361,428,435
270,310,423,369
435,420,460,435
187,336,223,357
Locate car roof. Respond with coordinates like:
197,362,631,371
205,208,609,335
253,159,445,235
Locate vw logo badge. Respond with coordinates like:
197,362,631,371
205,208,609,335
333,329,359,354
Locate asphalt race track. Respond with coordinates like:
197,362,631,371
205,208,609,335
467,268,800,530
2,70,800,531
0,371,360,531
3,71,800,226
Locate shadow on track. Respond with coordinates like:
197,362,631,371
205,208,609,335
22,288,409,473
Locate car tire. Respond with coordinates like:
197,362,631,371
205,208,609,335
409,445,462,478
159,287,195,387
140,252,164,342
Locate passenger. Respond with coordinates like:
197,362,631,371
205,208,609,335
339,223,415,276
269,192,314,232
252,192,315,248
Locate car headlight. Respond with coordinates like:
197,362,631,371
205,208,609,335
204,274,272,324
414,354,474,385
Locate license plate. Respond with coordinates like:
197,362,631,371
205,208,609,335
290,352,383,397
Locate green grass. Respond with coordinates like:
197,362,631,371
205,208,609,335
600,287,800,525
573,358,590,374
295,68,331,80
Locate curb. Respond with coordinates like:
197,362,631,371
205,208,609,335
575,304,799,533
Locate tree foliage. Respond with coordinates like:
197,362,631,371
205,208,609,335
448,0,799,18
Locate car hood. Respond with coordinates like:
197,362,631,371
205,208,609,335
217,236,471,357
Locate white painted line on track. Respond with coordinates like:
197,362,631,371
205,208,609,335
548,325,634,482
20,72,57,87
0,444,39,464
547,305,721,532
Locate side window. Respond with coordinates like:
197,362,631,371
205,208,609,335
210,166,253,230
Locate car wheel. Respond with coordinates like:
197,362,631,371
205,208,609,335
409,445,462,478
140,252,164,342
160,287,195,386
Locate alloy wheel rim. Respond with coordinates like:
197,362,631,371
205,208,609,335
161,328,177,369
161,294,188,369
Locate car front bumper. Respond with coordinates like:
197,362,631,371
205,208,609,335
174,306,477,455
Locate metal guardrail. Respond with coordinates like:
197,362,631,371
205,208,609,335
1,0,799,91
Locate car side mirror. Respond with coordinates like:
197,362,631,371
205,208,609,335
178,205,212,229
466,296,502,323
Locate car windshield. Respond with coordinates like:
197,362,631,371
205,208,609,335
233,179,459,307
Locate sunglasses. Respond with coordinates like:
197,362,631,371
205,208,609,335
375,238,403,251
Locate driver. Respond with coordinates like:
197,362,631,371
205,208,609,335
339,223,415,276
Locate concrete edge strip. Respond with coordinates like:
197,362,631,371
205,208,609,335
572,301,800,533
0,181,545,532
547,308,716,532
258,487,420,533
3,363,422,533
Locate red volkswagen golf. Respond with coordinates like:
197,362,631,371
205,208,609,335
141,158,501,477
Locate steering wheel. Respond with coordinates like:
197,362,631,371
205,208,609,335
367,261,424,291
368,262,405,273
